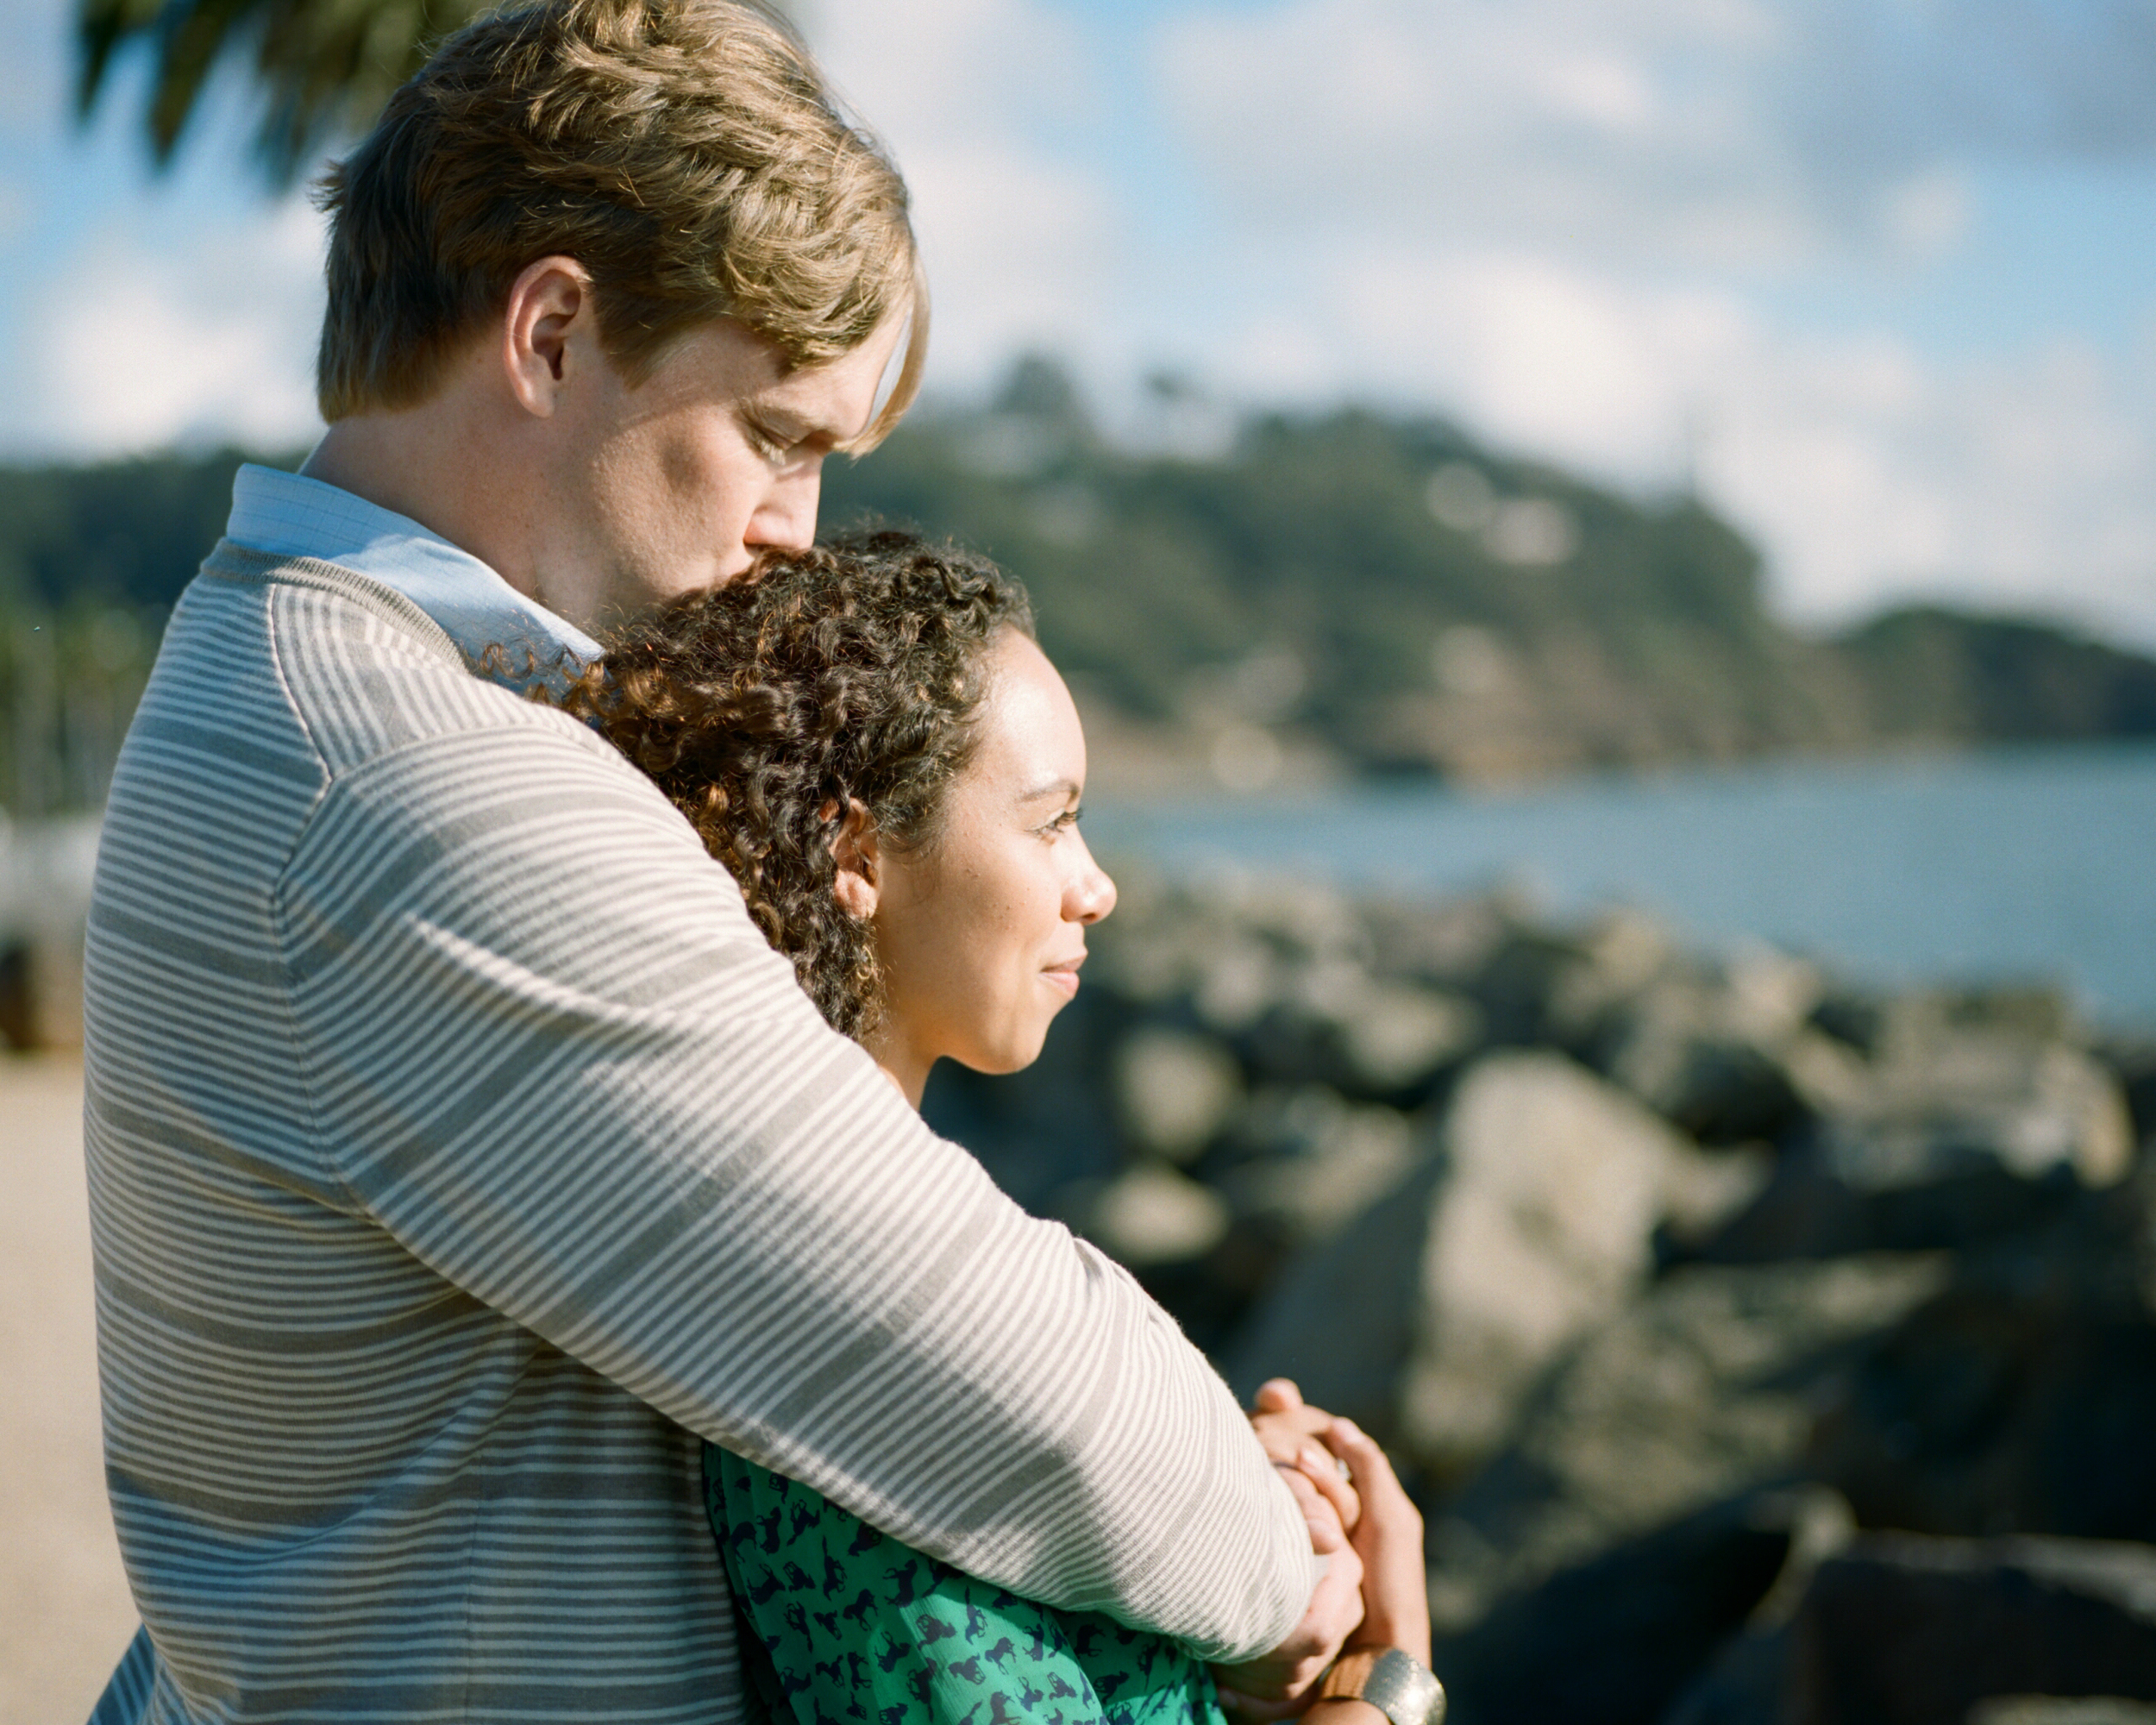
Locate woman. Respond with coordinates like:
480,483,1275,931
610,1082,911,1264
563,531,1429,1725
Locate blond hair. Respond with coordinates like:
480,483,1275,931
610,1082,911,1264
314,0,924,446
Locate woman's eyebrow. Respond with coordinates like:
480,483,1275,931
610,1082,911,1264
1016,777,1080,806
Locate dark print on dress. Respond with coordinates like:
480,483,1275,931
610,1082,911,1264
705,1443,1229,1725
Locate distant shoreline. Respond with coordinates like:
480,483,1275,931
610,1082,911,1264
1088,737,2156,1029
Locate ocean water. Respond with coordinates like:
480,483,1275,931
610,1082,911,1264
1090,741,2156,1029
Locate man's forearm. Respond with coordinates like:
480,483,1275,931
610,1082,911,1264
291,726,1313,1656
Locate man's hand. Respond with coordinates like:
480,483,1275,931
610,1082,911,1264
1213,1379,1369,1718
1213,1465,1364,1718
1249,1377,1361,1534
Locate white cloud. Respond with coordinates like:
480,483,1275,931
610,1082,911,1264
809,0,1121,393
1708,331,2156,643
1156,0,1821,270
4,0,2154,656
1157,0,2156,271
1139,0,2156,644
5,197,324,458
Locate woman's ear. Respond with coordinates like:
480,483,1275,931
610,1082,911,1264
830,800,881,919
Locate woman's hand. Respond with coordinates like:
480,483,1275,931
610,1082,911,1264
1326,1416,1428,1665
1297,1416,1431,1725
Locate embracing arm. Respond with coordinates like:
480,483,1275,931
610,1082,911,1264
278,718,1313,1661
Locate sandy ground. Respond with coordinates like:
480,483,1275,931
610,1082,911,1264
3,1056,137,1724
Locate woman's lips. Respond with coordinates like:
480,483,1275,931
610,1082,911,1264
1042,956,1085,998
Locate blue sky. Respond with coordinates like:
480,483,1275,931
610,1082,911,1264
7,0,2156,649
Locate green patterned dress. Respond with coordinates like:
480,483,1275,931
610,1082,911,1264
705,1444,1232,1725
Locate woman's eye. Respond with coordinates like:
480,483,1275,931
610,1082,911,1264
1037,808,1081,839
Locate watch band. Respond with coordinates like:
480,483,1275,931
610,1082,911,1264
1317,1648,1447,1725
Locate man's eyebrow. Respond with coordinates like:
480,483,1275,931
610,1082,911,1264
745,401,841,447
1017,777,1081,805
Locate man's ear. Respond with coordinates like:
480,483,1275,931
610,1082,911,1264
501,255,597,420
830,800,881,919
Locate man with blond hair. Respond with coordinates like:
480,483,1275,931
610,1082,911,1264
81,3,1360,1720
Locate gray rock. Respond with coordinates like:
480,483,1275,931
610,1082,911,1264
1786,1534,2156,1724
1808,1176,2156,1544
1605,1013,1811,1146
1426,1253,1952,1632
1590,948,1827,1145
1812,985,2084,1060
1699,1028,2134,1261
1847,1031,2134,1188
1111,1027,1243,1163
1659,1625,1796,1725
1323,977,1483,1096
1433,1485,1849,1725
1362,890,1522,992
1218,1086,1419,1245
1229,1051,1740,1483
1471,908,1674,1047
1062,1161,1230,1267
1970,1703,2156,1725
1193,936,1281,1032
2093,1034,2156,1149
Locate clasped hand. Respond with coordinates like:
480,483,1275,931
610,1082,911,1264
1213,1379,1429,1721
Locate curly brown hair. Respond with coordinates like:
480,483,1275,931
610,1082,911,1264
559,531,1033,1038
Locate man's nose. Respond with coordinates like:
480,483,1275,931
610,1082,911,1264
744,464,821,551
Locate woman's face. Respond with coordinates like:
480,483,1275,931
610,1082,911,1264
865,630,1117,1094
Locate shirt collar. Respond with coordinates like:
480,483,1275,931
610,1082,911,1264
225,463,605,678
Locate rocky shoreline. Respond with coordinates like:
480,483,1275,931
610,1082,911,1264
925,869,2156,1725
12,817,2155,1720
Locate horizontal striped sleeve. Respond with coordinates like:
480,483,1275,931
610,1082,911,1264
85,550,1312,1725
276,709,1312,1659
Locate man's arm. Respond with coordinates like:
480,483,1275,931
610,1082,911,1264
277,715,1313,1660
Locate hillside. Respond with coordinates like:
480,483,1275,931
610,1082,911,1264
818,360,2156,786
3,361,2153,811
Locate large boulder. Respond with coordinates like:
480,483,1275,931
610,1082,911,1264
1697,1019,2134,1261
1111,1026,1244,1163
1424,1252,1951,1632
1806,1170,2156,1544
1784,1534,2156,1724
1468,906,1677,1049
1593,947,1827,1145
1227,1051,1760,1483
1319,976,1483,1099
1432,1485,1849,1725
1216,1085,1420,1247
1237,966,1484,1104
2093,1033,2156,1150
1061,1161,1230,1269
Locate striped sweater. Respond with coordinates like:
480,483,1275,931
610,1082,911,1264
82,544,1311,1723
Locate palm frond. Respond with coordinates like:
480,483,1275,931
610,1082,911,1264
75,0,491,185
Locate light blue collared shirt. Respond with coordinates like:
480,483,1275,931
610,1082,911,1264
224,463,605,671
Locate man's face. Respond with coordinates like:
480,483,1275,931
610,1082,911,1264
554,313,905,624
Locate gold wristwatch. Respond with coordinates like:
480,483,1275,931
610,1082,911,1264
1317,1649,1447,1725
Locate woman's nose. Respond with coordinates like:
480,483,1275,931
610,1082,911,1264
1067,840,1117,925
